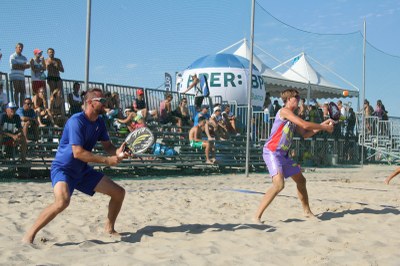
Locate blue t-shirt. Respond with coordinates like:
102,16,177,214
16,108,36,119
194,112,210,126
51,112,109,176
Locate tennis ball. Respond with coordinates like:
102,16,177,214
343,90,349,97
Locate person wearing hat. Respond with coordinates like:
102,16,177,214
193,105,214,140
9,43,30,107
210,104,228,140
30,48,46,95
0,102,27,162
132,88,157,121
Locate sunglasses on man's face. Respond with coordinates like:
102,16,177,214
91,97,107,104
25,102,32,106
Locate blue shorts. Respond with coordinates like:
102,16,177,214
263,149,300,179
51,166,104,196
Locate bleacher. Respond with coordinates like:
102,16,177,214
4,71,395,180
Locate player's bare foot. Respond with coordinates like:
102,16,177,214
252,217,263,224
304,210,317,218
105,227,120,237
384,178,390,185
21,235,34,244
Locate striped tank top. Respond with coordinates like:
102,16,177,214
263,109,296,154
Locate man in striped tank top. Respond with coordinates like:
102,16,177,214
254,89,334,223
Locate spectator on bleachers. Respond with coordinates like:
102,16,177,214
30,48,46,95
307,101,321,123
181,73,204,111
346,107,356,137
67,82,83,115
104,92,120,120
159,93,182,131
194,105,214,140
0,102,27,162
49,88,67,127
322,102,330,121
222,104,239,135
0,82,8,112
45,48,64,95
9,43,30,107
263,92,271,110
189,116,216,164
33,88,54,127
132,88,157,121
117,108,146,132
373,99,388,120
337,100,347,119
172,97,193,127
16,97,40,142
210,105,229,140
364,99,374,134
297,98,308,120
272,100,282,116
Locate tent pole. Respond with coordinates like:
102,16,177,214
245,0,255,177
361,20,366,167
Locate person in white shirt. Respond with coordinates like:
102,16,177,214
9,43,30,107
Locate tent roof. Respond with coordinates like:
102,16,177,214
187,53,257,70
233,41,283,79
218,39,359,99
282,53,342,89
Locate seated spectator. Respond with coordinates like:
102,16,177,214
221,104,239,135
104,91,119,120
32,88,54,127
0,102,27,161
159,93,182,131
0,82,8,113
49,88,67,127
194,105,214,140
67,82,83,115
117,108,146,132
132,88,157,121
210,105,229,140
188,116,216,164
16,98,40,141
172,97,193,127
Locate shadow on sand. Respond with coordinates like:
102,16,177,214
120,223,275,243
318,206,400,221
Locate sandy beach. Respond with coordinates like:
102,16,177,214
1,164,399,265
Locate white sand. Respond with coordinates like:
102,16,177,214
1,165,399,265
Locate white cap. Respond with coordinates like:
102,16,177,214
213,106,221,113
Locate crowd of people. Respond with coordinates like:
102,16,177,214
263,92,389,139
0,43,392,166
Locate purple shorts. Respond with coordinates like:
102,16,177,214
263,149,300,179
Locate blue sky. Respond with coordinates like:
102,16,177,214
1,0,399,116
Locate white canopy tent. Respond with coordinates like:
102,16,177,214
220,39,359,100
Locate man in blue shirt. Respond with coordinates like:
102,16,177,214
23,88,128,244
16,98,40,141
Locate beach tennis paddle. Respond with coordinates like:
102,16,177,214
120,127,155,157
328,101,341,124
